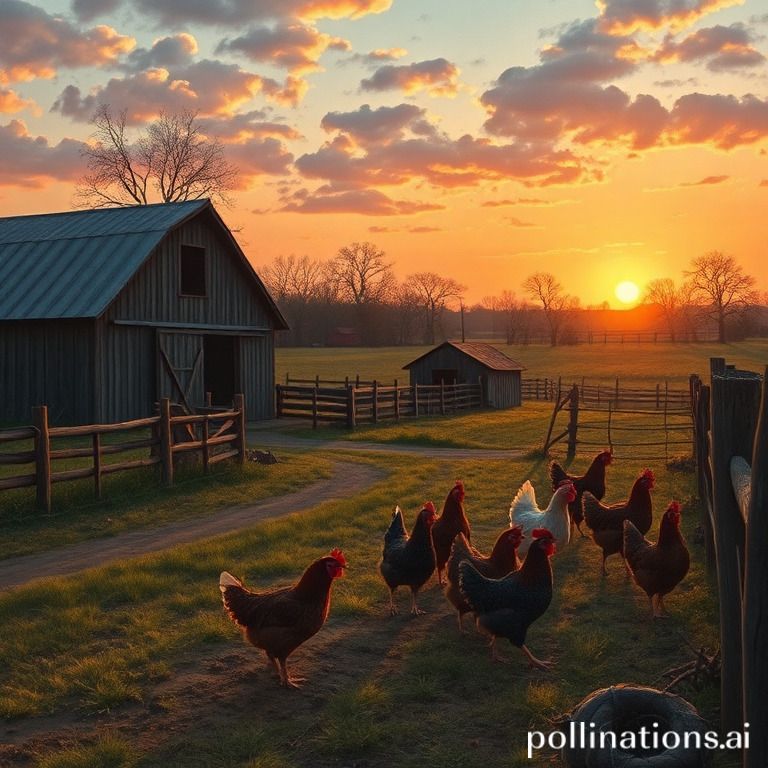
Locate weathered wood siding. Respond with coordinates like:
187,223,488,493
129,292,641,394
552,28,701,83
0,319,94,425
240,335,275,420
486,371,521,408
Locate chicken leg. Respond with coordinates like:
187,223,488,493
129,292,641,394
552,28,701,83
278,659,305,689
410,588,425,616
521,644,554,670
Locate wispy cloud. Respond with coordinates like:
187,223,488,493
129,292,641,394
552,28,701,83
361,57,460,96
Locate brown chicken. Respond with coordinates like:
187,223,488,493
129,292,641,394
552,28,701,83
624,501,690,619
445,527,523,632
582,468,655,576
550,450,613,536
219,548,347,688
432,480,471,585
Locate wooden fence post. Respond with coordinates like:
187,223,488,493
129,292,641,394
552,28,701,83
691,376,715,570
710,358,761,733
440,380,445,415
312,386,318,429
159,397,174,486
394,379,400,421
93,433,102,499
743,366,768,768
414,383,420,417
202,416,210,473
32,405,51,513
346,385,356,429
478,375,484,407
615,377,619,404
276,385,284,418
234,393,246,464
372,380,379,423
567,384,579,459
205,391,212,408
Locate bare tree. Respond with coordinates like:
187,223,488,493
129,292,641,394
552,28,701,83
331,241,394,305
76,105,237,207
522,272,576,346
406,272,465,344
684,251,758,343
483,290,529,344
644,277,683,341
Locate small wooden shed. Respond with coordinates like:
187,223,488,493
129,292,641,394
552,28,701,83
403,342,524,408
0,200,287,425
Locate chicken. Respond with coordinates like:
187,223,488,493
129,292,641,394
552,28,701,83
509,479,576,555
458,528,556,669
582,468,655,576
624,501,690,619
432,481,471,585
444,527,524,632
379,503,437,616
550,450,613,536
219,548,347,688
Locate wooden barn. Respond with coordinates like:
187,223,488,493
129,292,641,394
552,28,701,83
403,342,524,408
0,200,287,425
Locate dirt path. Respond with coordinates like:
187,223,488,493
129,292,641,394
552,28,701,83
0,461,384,592
250,430,526,460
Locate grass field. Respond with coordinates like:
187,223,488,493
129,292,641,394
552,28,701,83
276,338,768,387
1,341,759,767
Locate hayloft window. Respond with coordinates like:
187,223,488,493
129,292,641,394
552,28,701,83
180,245,206,296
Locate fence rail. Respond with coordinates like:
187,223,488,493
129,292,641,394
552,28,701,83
0,395,246,513
277,380,482,428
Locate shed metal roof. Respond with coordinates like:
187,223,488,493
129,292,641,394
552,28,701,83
403,341,525,372
0,200,287,328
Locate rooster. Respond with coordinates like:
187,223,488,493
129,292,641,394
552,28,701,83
550,450,613,536
459,528,556,669
444,527,523,632
219,548,347,688
582,468,655,577
432,481,471,585
379,503,437,616
509,479,576,555
624,501,690,619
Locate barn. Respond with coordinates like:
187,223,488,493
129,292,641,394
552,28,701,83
403,341,524,408
0,200,287,426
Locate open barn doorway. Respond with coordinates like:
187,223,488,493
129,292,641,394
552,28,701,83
203,335,237,407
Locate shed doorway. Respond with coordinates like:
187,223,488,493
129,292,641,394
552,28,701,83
431,368,458,385
204,335,237,406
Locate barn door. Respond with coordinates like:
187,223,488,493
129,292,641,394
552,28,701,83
157,331,204,412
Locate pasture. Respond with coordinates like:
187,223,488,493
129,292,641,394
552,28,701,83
1,341,762,767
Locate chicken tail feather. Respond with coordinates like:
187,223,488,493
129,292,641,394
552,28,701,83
219,571,242,593
549,461,568,489
623,519,650,564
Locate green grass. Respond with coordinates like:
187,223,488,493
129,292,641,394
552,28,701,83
276,338,768,387
0,445,728,767
0,451,331,560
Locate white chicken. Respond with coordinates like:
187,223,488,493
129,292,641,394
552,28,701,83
509,479,576,556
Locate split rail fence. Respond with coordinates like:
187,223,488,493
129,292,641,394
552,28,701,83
277,379,482,428
0,395,246,513
690,358,767,768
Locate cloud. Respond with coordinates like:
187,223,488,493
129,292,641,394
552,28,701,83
360,58,460,96
0,88,37,114
71,0,121,21
130,0,392,27
320,103,431,145
596,0,744,35
0,0,134,83
225,137,294,186
296,131,591,189
341,47,407,68
216,22,349,73
653,24,765,70
52,61,303,123
680,174,730,185
505,216,539,228
482,197,573,207
123,33,198,72
199,111,302,142
280,187,444,215
0,119,84,187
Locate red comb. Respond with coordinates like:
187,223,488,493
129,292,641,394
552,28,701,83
329,548,347,567
453,480,465,499
557,479,574,488
668,501,681,514
423,501,436,514
642,469,655,480
532,528,552,539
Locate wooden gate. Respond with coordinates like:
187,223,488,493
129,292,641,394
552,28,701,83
157,331,204,413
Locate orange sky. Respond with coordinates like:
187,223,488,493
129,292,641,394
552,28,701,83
1,0,767,306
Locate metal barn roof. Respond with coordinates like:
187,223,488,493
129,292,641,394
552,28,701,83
0,199,286,327
403,342,525,371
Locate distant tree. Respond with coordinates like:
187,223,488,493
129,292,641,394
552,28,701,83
522,272,577,346
482,290,529,344
684,251,758,343
393,283,423,345
331,241,394,344
406,272,465,345
76,105,237,207
644,277,684,341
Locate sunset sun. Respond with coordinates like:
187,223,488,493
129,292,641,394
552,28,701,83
615,281,640,305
